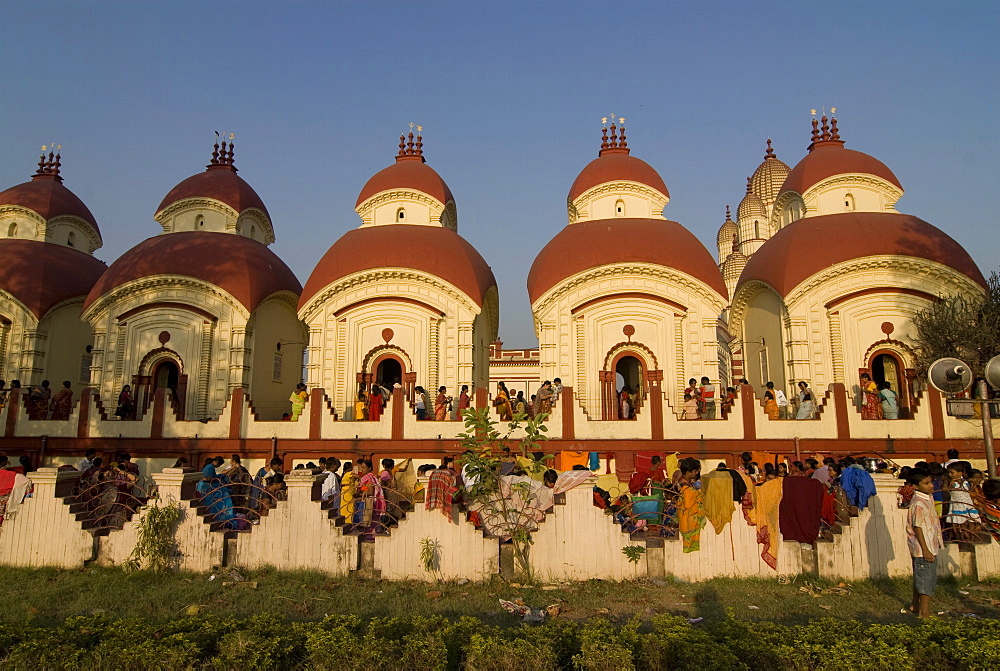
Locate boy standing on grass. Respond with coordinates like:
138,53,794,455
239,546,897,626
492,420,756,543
906,468,943,618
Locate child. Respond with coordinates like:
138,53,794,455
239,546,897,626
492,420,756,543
355,392,368,421
945,461,980,541
905,467,943,618
681,393,699,420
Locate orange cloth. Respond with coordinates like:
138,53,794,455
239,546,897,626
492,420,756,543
752,478,783,570
556,451,589,471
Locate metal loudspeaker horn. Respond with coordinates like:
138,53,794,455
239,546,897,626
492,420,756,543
927,357,973,394
984,354,1000,390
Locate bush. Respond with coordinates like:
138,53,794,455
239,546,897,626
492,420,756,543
3,611,1000,669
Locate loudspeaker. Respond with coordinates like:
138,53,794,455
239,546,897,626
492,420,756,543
927,357,972,394
984,354,1000,390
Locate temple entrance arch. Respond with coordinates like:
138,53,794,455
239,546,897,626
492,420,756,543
865,348,913,418
600,342,658,420
134,347,188,418
374,356,403,390
359,344,414,399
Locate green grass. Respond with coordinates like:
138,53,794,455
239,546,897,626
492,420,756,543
2,565,999,628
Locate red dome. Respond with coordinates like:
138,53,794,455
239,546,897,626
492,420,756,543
84,232,300,312
568,151,669,202
156,165,269,219
355,158,454,207
780,141,902,195
738,212,985,297
0,240,107,319
527,218,727,304
299,225,496,309
0,176,98,230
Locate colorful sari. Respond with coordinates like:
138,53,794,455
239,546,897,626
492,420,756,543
677,479,706,552
369,392,383,421
196,464,234,525
425,468,457,520
763,391,780,420
752,478,783,570
860,380,883,419
50,388,74,420
339,470,357,519
973,494,1000,542
27,386,51,420
289,390,307,420
355,472,384,527
494,389,512,421
435,393,449,421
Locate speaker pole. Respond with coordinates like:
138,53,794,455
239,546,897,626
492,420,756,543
979,378,997,478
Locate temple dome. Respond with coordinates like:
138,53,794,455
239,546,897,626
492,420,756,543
299,224,496,309
737,212,984,297
528,217,728,303
84,231,300,313
749,140,791,204
0,239,107,319
156,142,269,220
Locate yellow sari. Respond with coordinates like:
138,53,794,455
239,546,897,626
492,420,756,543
339,471,357,519
677,479,706,553
495,389,512,421
764,391,780,420
701,471,735,534
290,390,307,420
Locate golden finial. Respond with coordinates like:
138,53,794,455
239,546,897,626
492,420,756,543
416,125,423,132
830,107,837,115
601,117,608,124
228,133,235,141
618,117,625,125
408,122,414,130
41,145,47,151
810,109,817,116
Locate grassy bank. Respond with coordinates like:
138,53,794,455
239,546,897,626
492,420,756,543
2,566,999,628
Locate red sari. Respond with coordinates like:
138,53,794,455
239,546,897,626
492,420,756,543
861,381,883,419
50,388,74,420
368,392,383,421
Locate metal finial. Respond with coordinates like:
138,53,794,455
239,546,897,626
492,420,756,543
810,109,817,116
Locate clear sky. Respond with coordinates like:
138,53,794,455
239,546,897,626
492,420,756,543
2,1,998,347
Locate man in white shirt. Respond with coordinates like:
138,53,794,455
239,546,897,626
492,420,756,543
77,448,97,472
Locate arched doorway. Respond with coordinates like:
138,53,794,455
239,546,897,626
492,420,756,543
615,355,642,419
152,360,180,397
375,357,403,390
868,350,909,418
601,346,655,420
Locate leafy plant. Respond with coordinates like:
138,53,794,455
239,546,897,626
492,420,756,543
455,407,549,583
122,500,181,573
621,546,646,565
420,537,441,574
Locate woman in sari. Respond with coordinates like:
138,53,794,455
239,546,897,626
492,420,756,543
115,385,135,420
534,381,554,416
354,459,385,532
27,380,52,420
859,373,883,419
620,388,632,419
435,386,451,421
494,382,512,421
676,458,706,552
50,381,74,420
457,385,471,414
289,383,307,421
763,382,780,420
368,385,384,422
795,381,815,420
339,461,357,520
196,457,235,526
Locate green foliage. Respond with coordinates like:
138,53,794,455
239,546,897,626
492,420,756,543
421,537,442,574
621,545,646,564
456,407,550,582
912,271,1000,376
4,611,1000,669
122,500,181,574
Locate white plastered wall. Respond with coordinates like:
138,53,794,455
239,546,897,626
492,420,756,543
531,263,728,415
299,269,490,413
802,175,901,216
247,295,308,419
83,275,252,419
569,181,667,224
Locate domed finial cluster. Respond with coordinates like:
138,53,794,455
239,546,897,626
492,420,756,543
208,133,237,171
598,115,629,156
33,144,63,182
396,123,425,163
765,138,775,159
745,176,752,194
808,108,844,151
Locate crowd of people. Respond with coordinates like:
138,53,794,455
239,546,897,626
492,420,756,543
0,379,77,421
492,379,562,421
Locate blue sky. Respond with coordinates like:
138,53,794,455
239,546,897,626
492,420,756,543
2,1,998,347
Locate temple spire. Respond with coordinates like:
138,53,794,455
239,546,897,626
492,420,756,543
395,123,426,162
598,115,630,156
31,144,63,182
207,133,238,171
765,138,775,159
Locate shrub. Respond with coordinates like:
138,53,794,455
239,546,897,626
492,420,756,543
464,632,558,671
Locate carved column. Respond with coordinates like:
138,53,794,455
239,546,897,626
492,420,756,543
228,325,250,392
828,310,844,385
112,322,128,394
18,328,47,384
197,320,215,418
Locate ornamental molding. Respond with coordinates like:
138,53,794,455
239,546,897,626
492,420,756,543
568,180,668,223
803,174,903,204
234,209,276,244
0,205,47,226
784,256,983,308
356,189,446,225
862,337,916,366
0,292,37,328
603,339,658,370
83,275,249,323
482,285,500,342
533,263,726,318
299,268,477,323
728,280,787,336
44,215,103,252
771,191,805,229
